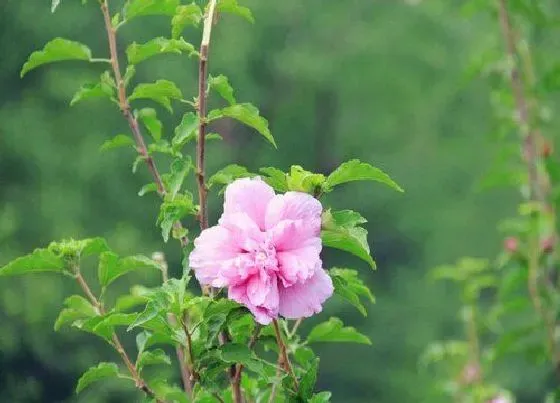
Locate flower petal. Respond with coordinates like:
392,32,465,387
189,226,241,287
229,272,279,325
276,237,322,286
278,268,333,319
223,177,275,231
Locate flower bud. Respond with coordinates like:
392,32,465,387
504,237,519,253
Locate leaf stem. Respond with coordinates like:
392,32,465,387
272,319,299,390
73,270,162,401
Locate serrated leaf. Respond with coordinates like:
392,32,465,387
127,37,196,65
324,159,403,192
208,164,251,189
211,103,276,147
70,82,113,106
259,167,289,192
209,74,236,105
0,248,65,276
98,252,161,288
165,158,192,199
217,0,254,23
129,80,183,112
136,108,163,141
124,0,180,21
172,112,198,150
79,237,111,258
330,268,374,316
128,299,164,331
299,358,319,400
172,4,203,39
286,165,325,194
92,313,138,337
21,38,92,77
54,308,85,331
100,134,135,151
76,362,123,394
158,193,197,242
137,349,171,371
321,210,375,268
307,317,371,344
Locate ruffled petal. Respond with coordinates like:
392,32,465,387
276,237,322,286
218,212,263,251
229,272,279,325
189,226,241,287
278,268,333,319
223,177,275,231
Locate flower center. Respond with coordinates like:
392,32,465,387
252,239,277,271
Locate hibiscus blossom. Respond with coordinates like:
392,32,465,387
189,177,333,324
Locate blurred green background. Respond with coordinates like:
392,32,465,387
0,0,538,402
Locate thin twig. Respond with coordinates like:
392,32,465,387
74,271,162,402
272,319,298,390
98,0,189,247
232,325,262,399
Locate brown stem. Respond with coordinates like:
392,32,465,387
232,325,262,401
272,319,298,390
74,271,162,402
99,0,188,247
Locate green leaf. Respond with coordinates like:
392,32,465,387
299,358,319,400
209,74,236,105
128,299,165,331
330,268,374,316
172,4,203,39
70,80,114,106
124,0,180,21
309,392,332,403
138,182,158,196
172,112,198,150
307,317,371,345
136,349,171,371
286,165,325,194
158,193,197,242
321,210,375,268
0,248,65,276
21,38,92,77
211,103,276,147
54,309,85,331
129,80,183,112
98,252,161,288
136,108,163,141
217,0,254,23
51,0,61,13
76,362,124,394
127,37,196,65
64,295,98,316
324,159,403,192
165,158,192,199
259,167,289,192
79,237,111,258
100,134,135,152
208,164,251,190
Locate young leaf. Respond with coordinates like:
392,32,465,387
137,349,171,372
79,237,111,258
129,80,183,112
209,74,236,105
127,37,196,65
324,159,403,193
171,4,203,39
100,134,135,152
299,358,319,400
76,362,125,393
321,210,375,268
307,317,371,345
71,73,115,106
124,0,179,21
330,268,375,316
210,103,276,147
158,193,197,242
21,38,92,77
286,165,325,194
217,0,254,23
0,248,65,276
259,167,289,192
127,299,165,331
98,252,161,288
208,164,251,189
64,295,98,316
138,182,158,196
54,309,85,331
172,112,198,150
136,108,163,141
165,158,192,199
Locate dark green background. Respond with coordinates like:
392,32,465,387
0,0,542,402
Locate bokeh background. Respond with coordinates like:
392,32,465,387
0,0,540,402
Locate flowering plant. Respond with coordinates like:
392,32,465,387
0,0,401,402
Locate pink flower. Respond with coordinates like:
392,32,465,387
189,177,333,324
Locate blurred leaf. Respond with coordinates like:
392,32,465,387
136,108,163,141
98,252,161,288
330,268,375,316
51,0,61,13
129,80,183,112
309,392,332,403
158,193,197,242
209,74,236,105
208,164,251,190
127,37,196,65
324,159,403,193
71,74,115,106
136,349,171,371
173,112,199,150
100,134,135,151
299,358,319,400
307,317,371,344
76,362,126,393
79,237,111,257
259,167,289,192
21,38,92,77
321,210,375,268
172,4,203,39
0,248,65,276
124,0,179,20
217,0,254,23
138,182,158,196
166,157,192,199
64,295,98,316
210,103,276,147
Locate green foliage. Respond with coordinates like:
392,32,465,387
129,80,183,112
127,37,196,65
323,159,403,193
21,38,93,77
217,0,254,23
98,252,161,288
172,4,203,39
208,164,251,190
0,248,65,276
136,108,163,141
330,268,375,316
71,72,116,106
76,362,127,394
209,74,237,105
101,134,136,151
307,317,371,345
124,0,180,21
